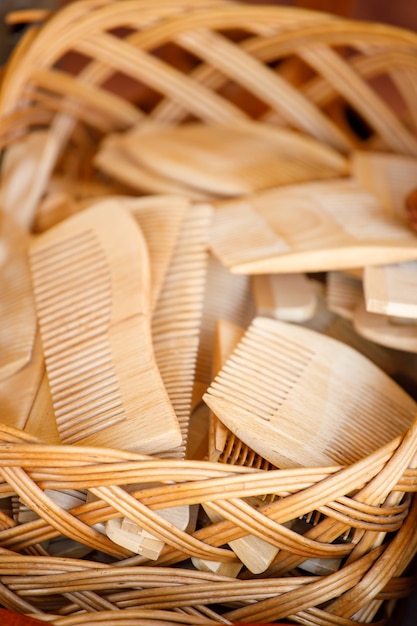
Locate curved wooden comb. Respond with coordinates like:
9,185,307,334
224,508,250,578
204,316,417,468
29,201,182,454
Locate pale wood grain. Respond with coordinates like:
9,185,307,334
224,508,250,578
364,261,417,318
351,150,417,221
0,212,36,380
204,319,279,574
120,120,347,197
29,201,182,454
252,272,317,322
204,316,417,468
210,179,417,274
354,297,417,353
0,331,43,432
325,271,363,320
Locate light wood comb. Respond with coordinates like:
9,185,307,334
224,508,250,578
0,131,50,230
121,120,348,197
94,134,209,201
353,297,417,354
0,212,37,380
351,150,417,221
204,319,280,575
364,261,417,319
203,316,417,468
251,272,317,323
325,271,363,321
106,201,212,556
210,178,417,274
29,201,182,454
152,202,213,458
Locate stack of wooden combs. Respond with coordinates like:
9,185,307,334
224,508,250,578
1,2,417,624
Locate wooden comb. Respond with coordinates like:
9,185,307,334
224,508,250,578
0,131,50,230
204,319,280,574
106,202,212,556
353,297,417,353
203,316,417,468
94,134,209,201
121,120,348,197
0,212,37,380
210,178,417,274
251,272,317,323
0,329,43,432
152,202,213,458
29,201,182,454
364,261,417,319
351,150,417,221
325,271,363,321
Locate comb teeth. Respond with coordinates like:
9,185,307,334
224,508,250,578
29,203,182,454
152,204,212,458
204,316,417,468
195,256,253,389
30,229,126,444
329,383,415,465
209,321,314,422
128,195,190,312
219,430,275,472
326,271,362,321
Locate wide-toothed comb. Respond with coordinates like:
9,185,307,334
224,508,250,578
204,316,417,469
0,212,37,380
29,201,182,454
210,178,417,274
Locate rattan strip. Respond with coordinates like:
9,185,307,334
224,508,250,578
298,44,417,155
173,28,349,150
31,68,144,127
1,7,414,132
0,423,411,565
0,553,407,623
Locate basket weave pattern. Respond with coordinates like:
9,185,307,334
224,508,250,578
1,1,417,624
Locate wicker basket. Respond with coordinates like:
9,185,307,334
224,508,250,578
1,1,417,624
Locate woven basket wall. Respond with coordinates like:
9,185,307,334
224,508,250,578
1,1,417,624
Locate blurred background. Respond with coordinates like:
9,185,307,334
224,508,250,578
1,0,417,65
